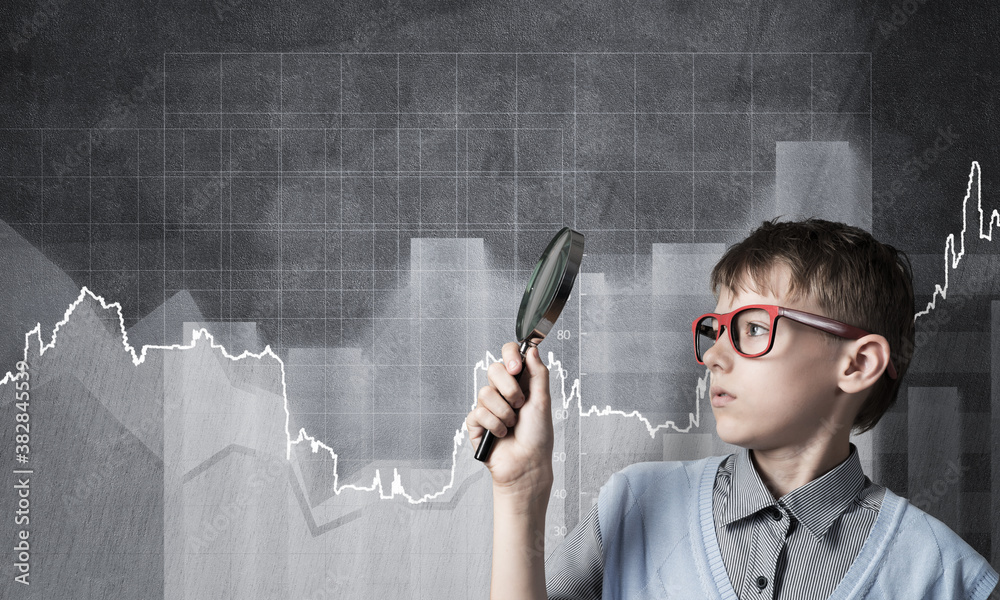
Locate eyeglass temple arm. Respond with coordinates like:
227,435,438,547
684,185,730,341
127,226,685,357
778,307,898,379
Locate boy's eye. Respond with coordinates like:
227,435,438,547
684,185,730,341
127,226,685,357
733,308,771,344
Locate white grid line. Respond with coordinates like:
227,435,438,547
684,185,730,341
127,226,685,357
166,51,871,55
690,54,695,235
162,110,872,116
810,54,814,141
750,53,754,222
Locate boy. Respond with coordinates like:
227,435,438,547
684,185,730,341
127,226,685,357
465,219,999,599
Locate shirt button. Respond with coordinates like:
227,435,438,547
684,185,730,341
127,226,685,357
756,575,768,589
769,507,782,521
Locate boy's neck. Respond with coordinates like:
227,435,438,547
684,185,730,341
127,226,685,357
749,436,852,500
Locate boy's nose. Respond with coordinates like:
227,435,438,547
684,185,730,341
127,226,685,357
702,325,734,370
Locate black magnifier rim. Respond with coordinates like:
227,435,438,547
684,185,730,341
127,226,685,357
515,227,585,345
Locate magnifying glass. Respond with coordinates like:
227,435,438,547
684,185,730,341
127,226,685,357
474,227,585,462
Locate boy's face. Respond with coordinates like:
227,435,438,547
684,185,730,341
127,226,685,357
703,264,852,452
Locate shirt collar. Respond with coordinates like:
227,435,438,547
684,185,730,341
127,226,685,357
720,442,868,542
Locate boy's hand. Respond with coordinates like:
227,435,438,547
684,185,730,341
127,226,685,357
466,342,554,497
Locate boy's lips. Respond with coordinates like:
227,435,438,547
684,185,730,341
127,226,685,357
710,386,736,408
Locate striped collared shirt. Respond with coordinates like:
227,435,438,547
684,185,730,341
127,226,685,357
545,443,885,599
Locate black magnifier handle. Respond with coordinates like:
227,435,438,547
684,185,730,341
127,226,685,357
474,340,532,462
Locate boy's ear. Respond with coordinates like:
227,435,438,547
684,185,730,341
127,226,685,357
839,334,892,395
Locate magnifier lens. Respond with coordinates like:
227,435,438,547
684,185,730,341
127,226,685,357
516,231,572,342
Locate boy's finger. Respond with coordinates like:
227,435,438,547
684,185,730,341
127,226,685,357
470,405,508,438
487,361,524,408
478,387,518,428
465,412,483,442
501,341,522,375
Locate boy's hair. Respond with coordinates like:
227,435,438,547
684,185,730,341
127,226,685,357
709,218,915,434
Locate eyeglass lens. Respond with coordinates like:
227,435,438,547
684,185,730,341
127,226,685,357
696,308,773,361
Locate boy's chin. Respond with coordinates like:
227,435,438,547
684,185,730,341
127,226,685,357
714,419,761,448
714,422,744,446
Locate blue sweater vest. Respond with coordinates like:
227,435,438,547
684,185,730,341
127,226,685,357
596,455,998,599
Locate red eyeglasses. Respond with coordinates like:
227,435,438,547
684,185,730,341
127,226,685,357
692,304,898,379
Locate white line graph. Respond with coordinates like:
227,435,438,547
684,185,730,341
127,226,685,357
914,161,998,320
0,160,989,505
0,282,704,504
